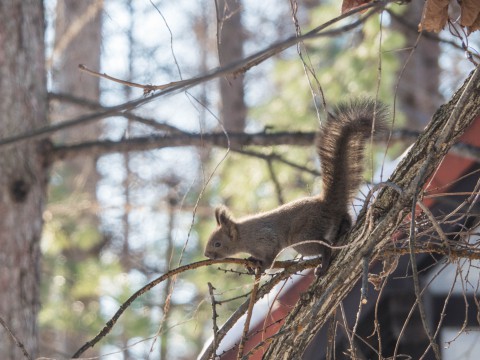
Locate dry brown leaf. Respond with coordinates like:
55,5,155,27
460,0,480,27
419,0,450,33
341,0,372,14
467,12,480,33
460,0,480,33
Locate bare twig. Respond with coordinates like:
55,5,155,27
266,159,285,204
360,256,369,304
339,303,355,358
208,283,220,356
0,316,32,360
198,258,321,360
408,190,441,359
79,64,176,93
380,243,480,260
49,92,184,133
233,148,320,176
237,268,262,360
416,199,451,255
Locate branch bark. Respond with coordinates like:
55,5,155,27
263,66,480,359
49,128,480,163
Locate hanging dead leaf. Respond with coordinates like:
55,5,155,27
419,0,450,33
460,0,480,33
341,0,372,14
460,0,480,26
468,13,480,33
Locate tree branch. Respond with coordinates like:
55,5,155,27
72,257,321,359
51,131,316,161
263,65,480,358
49,128,480,164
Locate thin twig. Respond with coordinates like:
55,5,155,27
339,303,355,358
0,316,32,360
360,256,369,304
237,268,262,359
266,159,285,204
416,199,451,255
198,258,321,360
408,190,441,359
208,283,220,357
49,92,184,133
381,243,480,260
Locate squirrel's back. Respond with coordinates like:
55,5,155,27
317,99,388,212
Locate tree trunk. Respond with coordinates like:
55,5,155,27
43,0,103,356
51,0,103,186
216,0,247,133
0,1,47,359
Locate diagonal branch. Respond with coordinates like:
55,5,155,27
263,65,480,359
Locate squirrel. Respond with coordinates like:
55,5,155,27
204,99,388,273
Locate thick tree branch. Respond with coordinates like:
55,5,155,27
263,66,480,358
52,131,316,161
49,128,480,163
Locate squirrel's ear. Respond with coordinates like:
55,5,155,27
215,206,234,226
214,206,238,240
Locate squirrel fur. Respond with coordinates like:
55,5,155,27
204,99,388,272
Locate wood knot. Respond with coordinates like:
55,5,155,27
10,179,29,203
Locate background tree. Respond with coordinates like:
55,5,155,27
0,1,47,359
41,0,104,357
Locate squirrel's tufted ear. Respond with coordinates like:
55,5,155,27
214,206,238,240
214,206,234,226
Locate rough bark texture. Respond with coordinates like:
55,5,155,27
217,0,247,133
263,67,480,359
0,1,47,359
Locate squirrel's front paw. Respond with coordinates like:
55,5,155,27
246,257,264,274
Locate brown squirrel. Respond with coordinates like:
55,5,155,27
204,99,388,273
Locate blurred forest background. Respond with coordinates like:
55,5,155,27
0,0,479,359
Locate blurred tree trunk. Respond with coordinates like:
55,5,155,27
43,0,103,356
51,0,103,187
0,1,47,359
392,0,442,130
216,0,247,133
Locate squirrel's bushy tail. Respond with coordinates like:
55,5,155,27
317,98,388,211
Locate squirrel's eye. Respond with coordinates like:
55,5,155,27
214,242,221,248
